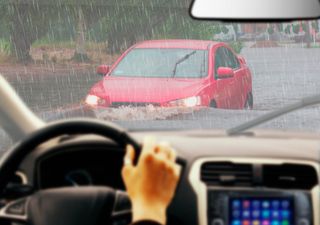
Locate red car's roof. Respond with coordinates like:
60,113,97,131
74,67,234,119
134,39,220,50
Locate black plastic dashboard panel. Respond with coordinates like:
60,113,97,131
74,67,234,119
36,146,125,190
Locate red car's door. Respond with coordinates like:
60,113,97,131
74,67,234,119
223,47,247,109
213,47,238,109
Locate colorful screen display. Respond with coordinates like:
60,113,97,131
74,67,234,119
229,198,294,225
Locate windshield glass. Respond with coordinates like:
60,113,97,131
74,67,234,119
111,49,207,78
1,0,320,153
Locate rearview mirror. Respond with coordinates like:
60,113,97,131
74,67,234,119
190,0,320,20
96,65,110,76
217,67,235,79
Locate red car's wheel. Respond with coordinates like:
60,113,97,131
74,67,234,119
210,100,217,108
244,93,254,110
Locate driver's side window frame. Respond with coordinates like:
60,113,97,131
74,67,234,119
214,47,226,79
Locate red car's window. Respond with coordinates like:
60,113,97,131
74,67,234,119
214,47,227,74
224,48,240,70
111,49,208,78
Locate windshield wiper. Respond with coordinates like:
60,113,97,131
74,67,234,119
227,94,320,136
172,51,196,77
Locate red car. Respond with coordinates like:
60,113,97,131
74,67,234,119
85,40,253,109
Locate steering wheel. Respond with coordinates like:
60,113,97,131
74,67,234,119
0,119,142,225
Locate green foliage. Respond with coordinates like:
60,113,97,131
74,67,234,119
302,23,307,32
0,39,11,55
312,21,319,32
215,26,222,34
267,26,274,35
276,24,283,32
293,24,300,34
285,25,291,34
229,41,243,54
0,0,239,60
221,26,229,34
151,13,223,41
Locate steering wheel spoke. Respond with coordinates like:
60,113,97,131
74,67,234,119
0,197,29,222
111,190,132,223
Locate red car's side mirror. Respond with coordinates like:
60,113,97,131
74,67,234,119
217,67,235,79
96,65,110,76
238,56,247,65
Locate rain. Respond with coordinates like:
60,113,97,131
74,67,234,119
1,0,320,152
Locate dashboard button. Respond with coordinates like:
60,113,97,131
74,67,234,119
298,219,309,225
212,219,224,225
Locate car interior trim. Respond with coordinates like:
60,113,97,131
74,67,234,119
0,197,28,222
189,157,320,225
15,171,28,185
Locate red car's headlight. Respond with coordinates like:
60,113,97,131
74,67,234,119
168,96,202,107
85,95,106,106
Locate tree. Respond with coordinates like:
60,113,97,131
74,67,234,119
284,25,291,34
1,1,59,62
267,26,274,35
0,0,197,61
231,24,240,41
302,21,312,48
72,6,90,61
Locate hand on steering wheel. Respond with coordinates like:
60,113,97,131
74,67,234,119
122,137,181,225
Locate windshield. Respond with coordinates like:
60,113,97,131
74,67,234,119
1,1,320,153
111,49,208,78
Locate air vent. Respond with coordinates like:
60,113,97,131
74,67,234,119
263,164,318,190
201,162,253,186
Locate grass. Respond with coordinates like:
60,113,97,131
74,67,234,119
0,39,13,63
307,43,320,48
0,39,11,55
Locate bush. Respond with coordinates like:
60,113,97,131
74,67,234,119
267,27,274,35
293,24,300,34
312,21,319,32
0,39,11,55
229,41,244,54
221,26,229,34
285,26,291,34
302,23,307,33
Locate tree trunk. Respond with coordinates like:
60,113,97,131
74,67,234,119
304,21,312,48
232,24,239,41
73,7,89,62
10,4,34,63
11,31,33,63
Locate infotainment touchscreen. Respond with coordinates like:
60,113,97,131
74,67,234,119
229,198,294,225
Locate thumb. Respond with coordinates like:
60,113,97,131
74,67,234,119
125,144,135,165
122,145,135,179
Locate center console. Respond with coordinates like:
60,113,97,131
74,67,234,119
189,158,319,225
208,190,312,225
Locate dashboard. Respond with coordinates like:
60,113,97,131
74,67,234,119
36,145,125,189
13,131,320,225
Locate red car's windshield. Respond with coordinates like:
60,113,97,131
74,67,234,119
111,49,208,78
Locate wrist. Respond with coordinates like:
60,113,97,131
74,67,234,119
132,201,167,225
